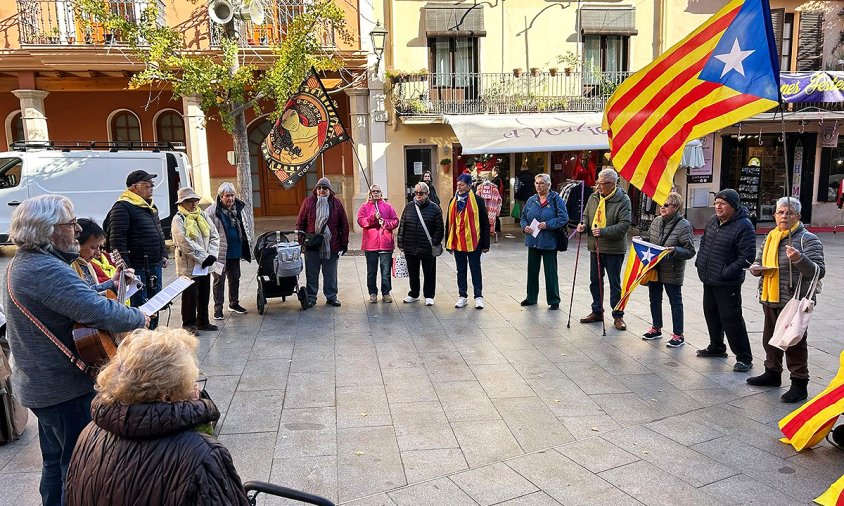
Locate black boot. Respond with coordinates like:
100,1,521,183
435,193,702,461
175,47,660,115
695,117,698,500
781,378,809,404
747,368,781,387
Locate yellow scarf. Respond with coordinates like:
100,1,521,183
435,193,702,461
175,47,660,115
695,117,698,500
118,189,156,212
591,187,616,229
178,205,210,240
760,222,799,303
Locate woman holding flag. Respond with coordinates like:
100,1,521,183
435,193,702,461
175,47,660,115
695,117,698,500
642,192,696,348
747,197,825,403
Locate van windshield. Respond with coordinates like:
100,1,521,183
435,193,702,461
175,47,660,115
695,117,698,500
0,157,22,189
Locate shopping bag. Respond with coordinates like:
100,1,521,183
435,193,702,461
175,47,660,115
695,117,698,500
769,265,819,351
392,255,409,278
510,201,521,220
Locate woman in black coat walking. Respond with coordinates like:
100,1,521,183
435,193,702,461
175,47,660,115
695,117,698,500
397,182,444,306
421,171,440,206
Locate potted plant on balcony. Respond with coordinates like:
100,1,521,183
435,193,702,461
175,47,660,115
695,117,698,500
530,67,540,77
513,68,523,78
549,67,558,77
440,158,451,174
558,51,580,76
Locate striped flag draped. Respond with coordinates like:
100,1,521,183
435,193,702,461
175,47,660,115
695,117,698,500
602,0,780,205
614,238,671,312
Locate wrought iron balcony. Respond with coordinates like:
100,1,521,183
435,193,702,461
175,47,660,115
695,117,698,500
17,0,165,45
390,69,631,117
209,0,335,47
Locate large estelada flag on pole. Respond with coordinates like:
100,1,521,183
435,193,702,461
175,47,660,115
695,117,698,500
602,0,780,205
261,69,350,189
614,237,671,312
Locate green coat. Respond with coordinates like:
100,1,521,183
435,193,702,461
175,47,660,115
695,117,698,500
582,186,632,255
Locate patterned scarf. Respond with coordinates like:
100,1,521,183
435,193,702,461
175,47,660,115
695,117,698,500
446,191,480,252
591,187,617,230
315,196,332,259
178,205,210,240
761,222,799,303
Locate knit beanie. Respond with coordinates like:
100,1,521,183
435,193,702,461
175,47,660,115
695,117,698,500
316,177,332,190
456,174,472,186
714,189,740,210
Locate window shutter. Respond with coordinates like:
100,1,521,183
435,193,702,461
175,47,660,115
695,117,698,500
796,11,824,71
770,8,784,64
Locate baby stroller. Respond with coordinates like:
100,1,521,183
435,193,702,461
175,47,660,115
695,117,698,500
244,481,334,505
254,230,307,314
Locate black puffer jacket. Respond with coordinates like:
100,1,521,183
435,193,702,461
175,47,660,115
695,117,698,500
66,396,250,505
106,199,167,269
695,206,756,286
397,199,444,257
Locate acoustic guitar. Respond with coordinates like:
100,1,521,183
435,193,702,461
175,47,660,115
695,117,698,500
72,250,131,370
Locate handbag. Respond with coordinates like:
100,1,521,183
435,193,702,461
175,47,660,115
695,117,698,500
304,221,329,252
550,196,568,252
768,264,819,351
392,254,409,278
414,204,443,257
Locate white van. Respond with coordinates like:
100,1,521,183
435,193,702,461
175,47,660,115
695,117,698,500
0,145,193,242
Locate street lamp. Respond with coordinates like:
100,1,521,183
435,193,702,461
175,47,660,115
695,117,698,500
369,20,388,70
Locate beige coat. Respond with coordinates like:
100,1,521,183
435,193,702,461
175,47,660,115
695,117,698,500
172,211,220,277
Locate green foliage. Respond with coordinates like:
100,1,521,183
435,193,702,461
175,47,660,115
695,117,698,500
71,0,352,132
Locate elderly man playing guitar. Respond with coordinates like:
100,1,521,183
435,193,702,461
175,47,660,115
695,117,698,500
3,195,148,506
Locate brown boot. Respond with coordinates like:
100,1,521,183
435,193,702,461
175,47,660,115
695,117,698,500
613,317,627,330
580,313,603,324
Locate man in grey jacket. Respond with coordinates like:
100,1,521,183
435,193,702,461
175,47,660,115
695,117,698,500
207,182,252,320
576,169,632,330
3,195,147,506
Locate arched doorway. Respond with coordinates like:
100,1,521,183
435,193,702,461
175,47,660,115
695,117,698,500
248,118,310,216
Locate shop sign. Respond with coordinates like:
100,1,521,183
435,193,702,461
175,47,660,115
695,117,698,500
781,71,844,103
821,123,840,148
688,134,714,183
792,144,803,199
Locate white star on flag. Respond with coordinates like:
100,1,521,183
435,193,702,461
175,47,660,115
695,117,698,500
641,248,655,263
714,39,755,78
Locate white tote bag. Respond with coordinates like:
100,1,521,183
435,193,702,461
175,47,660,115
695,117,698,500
392,254,409,279
768,265,819,351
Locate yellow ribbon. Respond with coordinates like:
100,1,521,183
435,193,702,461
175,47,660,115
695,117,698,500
760,222,799,303
591,187,616,230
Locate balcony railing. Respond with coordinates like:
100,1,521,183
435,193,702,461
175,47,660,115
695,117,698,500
390,69,631,116
17,0,165,45
209,0,335,47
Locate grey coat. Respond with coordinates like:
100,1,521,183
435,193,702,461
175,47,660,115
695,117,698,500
582,186,632,255
752,224,825,309
647,213,696,286
3,249,146,408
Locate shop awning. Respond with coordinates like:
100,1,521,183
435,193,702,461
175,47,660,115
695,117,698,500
444,113,609,154
444,113,705,164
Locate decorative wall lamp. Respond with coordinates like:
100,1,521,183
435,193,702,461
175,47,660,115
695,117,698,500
369,20,388,71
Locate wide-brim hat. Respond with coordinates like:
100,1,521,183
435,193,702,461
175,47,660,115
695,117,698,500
176,187,201,204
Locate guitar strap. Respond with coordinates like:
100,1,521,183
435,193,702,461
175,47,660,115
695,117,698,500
5,258,94,377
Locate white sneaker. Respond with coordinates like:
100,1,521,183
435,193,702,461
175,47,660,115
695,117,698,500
403,296,419,303
475,297,484,309
455,297,468,308
425,298,434,306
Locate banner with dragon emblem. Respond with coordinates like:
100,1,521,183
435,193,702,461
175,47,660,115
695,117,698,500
261,69,350,189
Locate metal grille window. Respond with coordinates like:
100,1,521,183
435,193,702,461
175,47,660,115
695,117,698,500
111,111,141,142
155,111,185,143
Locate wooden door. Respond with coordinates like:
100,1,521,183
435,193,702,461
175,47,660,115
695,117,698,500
249,118,307,216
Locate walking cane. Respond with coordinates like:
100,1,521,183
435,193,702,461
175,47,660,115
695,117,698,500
567,182,587,328
593,227,607,336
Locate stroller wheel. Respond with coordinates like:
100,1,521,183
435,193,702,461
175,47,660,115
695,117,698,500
257,293,266,315
297,286,308,310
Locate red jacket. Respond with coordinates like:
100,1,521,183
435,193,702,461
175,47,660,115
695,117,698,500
295,189,350,253
357,200,398,251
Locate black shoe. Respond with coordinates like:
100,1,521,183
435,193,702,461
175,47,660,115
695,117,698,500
229,304,248,314
326,299,342,307
182,325,199,336
306,300,316,308
549,303,559,310
781,379,809,403
696,348,728,358
642,327,662,340
196,323,219,332
733,361,752,372
213,309,224,320
521,300,536,306
747,368,782,387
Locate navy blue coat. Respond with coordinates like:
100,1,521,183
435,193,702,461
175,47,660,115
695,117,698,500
695,206,756,286
520,191,568,250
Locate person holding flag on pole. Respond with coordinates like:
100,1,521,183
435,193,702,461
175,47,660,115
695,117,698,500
641,192,696,348
576,168,632,331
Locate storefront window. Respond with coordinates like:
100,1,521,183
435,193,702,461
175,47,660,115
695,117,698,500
818,137,844,202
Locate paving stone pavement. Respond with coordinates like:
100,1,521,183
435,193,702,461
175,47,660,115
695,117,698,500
1,221,844,505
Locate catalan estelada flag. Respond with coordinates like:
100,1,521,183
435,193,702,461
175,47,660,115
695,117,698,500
614,238,670,312
602,0,780,205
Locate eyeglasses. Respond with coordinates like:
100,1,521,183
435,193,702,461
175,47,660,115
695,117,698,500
661,203,676,208
58,218,78,228
316,186,329,191
597,181,614,186
414,191,428,196
370,190,382,194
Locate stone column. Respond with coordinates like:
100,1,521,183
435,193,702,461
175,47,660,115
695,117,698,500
347,87,372,230
11,90,49,142
181,95,212,202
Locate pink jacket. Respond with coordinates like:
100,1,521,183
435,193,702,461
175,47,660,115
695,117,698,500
357,200,399,251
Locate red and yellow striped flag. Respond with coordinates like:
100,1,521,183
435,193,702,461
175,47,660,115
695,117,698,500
602,0,780,205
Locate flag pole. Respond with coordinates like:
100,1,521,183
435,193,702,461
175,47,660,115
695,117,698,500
780,106,793,288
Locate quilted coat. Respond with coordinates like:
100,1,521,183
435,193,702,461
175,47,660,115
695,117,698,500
105,199,167,269
65,396,250,505
646,212,696,286
397,199,444,257
357,200,399,251
752,224,825,309
695,206,756,286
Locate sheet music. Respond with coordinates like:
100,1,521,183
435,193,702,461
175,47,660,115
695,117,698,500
123,279,143,304
192,264,209,276
139,276,194,315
